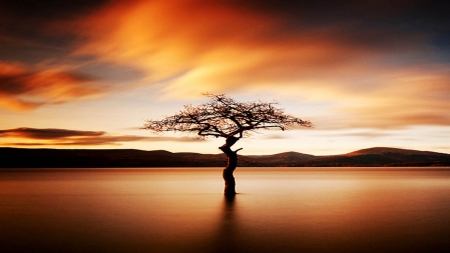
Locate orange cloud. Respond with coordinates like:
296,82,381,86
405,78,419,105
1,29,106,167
72,0,404,98
74,0,276,82
0,61,107,111
71,0,450,129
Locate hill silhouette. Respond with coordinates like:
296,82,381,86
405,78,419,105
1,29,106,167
286,147,450,167
0,147,449,168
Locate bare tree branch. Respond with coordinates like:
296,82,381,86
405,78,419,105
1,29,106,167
142,93,312,139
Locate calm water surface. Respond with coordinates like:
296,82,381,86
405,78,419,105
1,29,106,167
1,168,450,253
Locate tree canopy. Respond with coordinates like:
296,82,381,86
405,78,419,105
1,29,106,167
143,93,312,139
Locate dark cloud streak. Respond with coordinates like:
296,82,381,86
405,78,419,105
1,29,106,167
0,0,111,65
0,127,202,146
0,127,104,139
230,0,450,52
0,0,110,21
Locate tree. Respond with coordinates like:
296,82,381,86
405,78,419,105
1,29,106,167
143,93,312,196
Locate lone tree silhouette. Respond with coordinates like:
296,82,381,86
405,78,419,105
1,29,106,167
143,93,312,196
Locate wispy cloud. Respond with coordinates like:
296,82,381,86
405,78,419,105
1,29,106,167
0,61,107,111
336,67,450,128
260,134,290,140
67,0,450,130
0,127,202,146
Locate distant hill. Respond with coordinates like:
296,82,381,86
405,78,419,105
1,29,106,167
0,148,226,168
0,147,449,168
241,152,316,166
285,147,450,167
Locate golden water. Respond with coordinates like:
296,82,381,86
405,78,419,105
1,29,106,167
1,168,449,253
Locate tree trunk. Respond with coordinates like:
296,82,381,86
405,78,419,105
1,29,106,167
219,136,241,196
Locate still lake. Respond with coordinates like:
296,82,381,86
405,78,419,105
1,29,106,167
1,167,450,253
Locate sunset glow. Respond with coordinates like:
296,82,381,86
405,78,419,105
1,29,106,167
0,0,449,155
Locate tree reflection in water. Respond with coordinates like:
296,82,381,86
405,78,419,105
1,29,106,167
206,194,244,253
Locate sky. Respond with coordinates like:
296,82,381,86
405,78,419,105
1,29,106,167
0,0,449,155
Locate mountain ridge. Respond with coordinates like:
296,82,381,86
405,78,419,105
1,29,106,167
343,147,447,156
286,147,450,167
0,147,449,168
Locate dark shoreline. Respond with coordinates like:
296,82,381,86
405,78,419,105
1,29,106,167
1,147,449,168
